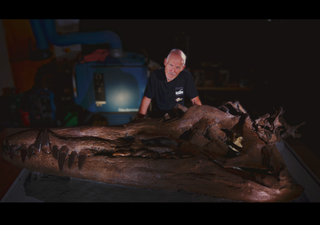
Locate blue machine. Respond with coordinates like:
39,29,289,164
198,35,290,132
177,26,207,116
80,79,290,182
29,19,147,125
74,52,148,125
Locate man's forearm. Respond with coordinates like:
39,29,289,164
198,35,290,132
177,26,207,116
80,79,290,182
138,96,151,117
191,96,202,105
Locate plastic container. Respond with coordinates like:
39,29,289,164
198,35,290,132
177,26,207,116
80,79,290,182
74,52,148,125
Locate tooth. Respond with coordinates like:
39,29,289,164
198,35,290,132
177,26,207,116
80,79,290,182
58,145,69,171
78,149,89,170
41,129,51,154
20,143,28,163
28,144,35,158
34,130,43,154
52,145,59,160
68,151,78,169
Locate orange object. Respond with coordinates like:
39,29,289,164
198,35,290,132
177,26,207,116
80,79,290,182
20,110,30,127
2,19,55,93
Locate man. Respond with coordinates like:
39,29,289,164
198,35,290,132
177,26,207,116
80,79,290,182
138,49,201,119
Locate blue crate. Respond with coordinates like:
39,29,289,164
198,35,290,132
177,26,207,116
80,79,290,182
74,52,148,125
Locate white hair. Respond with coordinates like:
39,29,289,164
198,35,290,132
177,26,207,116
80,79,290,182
167,49,186,66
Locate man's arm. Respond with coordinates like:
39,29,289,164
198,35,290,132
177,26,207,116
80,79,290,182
138,96,152,118
191,96,202,106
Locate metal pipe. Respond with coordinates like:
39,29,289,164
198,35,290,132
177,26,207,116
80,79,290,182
30,19,123,57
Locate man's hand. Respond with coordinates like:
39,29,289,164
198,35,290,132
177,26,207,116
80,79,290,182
137,113,146,119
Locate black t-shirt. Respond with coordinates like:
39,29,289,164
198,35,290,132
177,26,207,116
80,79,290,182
144,68,198,118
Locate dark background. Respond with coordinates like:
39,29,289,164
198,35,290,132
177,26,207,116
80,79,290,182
1,19,318,159
80,19,319,158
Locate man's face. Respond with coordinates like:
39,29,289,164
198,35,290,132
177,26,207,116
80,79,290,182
164,54,185,78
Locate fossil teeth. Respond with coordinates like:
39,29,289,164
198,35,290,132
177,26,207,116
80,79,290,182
52,145,59,160
34,130,43,154
78,149,90,170
58,145,69,171
41,129,51,154
68,151,78,169
20,143,28,163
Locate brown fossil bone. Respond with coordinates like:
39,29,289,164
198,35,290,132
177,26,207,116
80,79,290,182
1,101,304,202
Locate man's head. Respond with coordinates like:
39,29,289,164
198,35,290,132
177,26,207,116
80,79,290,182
164,49,186,78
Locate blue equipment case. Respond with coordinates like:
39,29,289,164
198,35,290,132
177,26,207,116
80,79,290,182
74,52,148,125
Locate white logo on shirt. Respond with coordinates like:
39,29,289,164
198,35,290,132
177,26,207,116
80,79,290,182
175,89,183,95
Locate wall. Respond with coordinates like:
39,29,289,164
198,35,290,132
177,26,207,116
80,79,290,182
1,19,319,158
0,20,14,95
